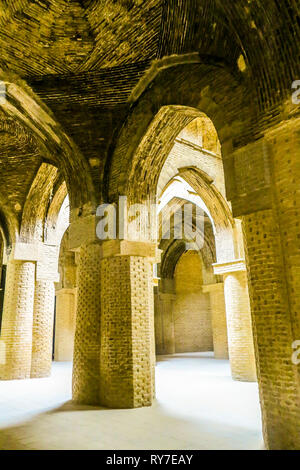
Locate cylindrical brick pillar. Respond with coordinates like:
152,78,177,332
54,288,77,361
31,280,55,378
0,260,35,380
72,242,101,405
99,240,157,409
55,250,77,362
203,283,229,359
213,260,256,381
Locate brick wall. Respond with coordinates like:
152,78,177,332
173,251,213,353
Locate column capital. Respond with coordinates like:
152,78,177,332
212,259,246,276
100,239,161,262
10,241,59,267
68,215,162,264
10,242,40,262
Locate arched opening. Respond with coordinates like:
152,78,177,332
157,248,215,355
173,250,213,353
37,183,75,374
0,157,76,379
155,176,218,357
114,107,262,446
0,2,298,451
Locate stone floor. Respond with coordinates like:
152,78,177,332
0,353,263,450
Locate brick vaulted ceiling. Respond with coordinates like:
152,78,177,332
0,1,298,80
0,0,237,75
0,0,299,228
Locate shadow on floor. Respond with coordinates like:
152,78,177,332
0,357,263,450
0,397,264,450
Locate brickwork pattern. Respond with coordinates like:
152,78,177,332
100,255,154,408
244,209,300,449
223,270,256,382
31,280,55,378
72,243,101,405
173,252,213,353
269,122,300,400
54,288,77,362
157,128,225,200
203,283,229,359
55,248,77,362
0,260,35,380
148,265,156,400
0,1,299,452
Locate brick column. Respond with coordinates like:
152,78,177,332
243,208,300,450
223,120,300,448
213,260,256,381
72,241,101,405
30,243,60,379
262,120,300,448
54,288,77,361
54,251,77,362
0,258,35,380
202,283,229,359
99,240,158,408
31,279,55,378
